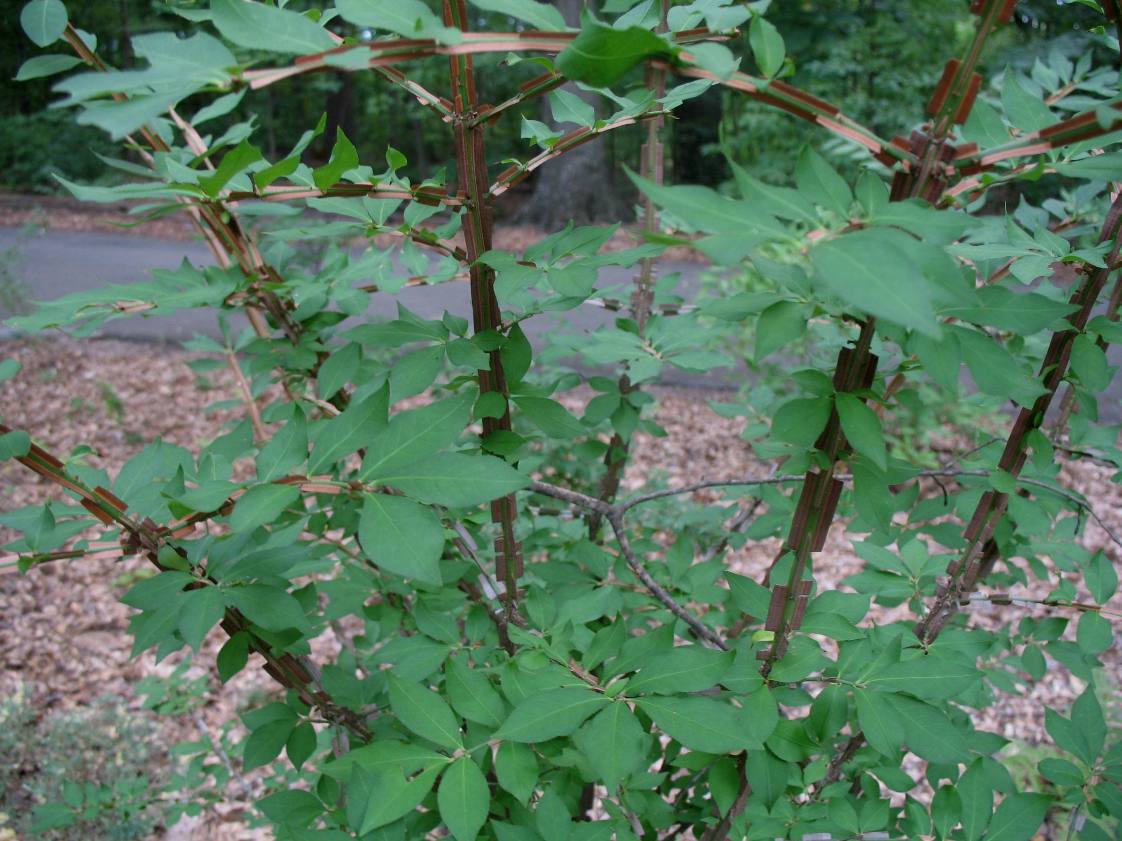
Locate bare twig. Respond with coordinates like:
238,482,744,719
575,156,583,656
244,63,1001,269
607,511,727,650
225,351,267,441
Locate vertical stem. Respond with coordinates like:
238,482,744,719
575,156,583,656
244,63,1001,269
444,0,520,614
587,0,670,541
755,0,1012,672
226,351,267,441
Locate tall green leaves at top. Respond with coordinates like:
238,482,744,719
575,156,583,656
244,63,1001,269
556,17,676,86
20,0,67,47
210,0,336,54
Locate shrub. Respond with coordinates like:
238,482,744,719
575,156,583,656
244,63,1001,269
0,110,117,191
4,1,1122,839
0,686,166,839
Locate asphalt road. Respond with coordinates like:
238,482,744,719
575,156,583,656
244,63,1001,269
0,226,701,345
2,226,1120,421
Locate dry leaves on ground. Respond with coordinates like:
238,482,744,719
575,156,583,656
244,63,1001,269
0,336,1119,840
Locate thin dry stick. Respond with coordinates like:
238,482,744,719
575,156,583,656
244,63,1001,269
225,351,267,441
3,426,372,741
607,511,728,651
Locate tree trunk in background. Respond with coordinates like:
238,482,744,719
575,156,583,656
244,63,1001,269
512,0,631,230
119,0,134,67
325,73,357,147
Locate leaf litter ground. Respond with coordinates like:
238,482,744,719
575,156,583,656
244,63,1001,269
0,335,1118,839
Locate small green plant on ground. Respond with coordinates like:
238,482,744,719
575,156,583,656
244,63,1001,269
3,1,1122,840
0,686,167,840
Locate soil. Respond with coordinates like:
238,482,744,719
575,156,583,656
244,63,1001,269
0,335,1119,839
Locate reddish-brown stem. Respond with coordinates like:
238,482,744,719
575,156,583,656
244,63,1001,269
444,0,520,615
1,424,371,741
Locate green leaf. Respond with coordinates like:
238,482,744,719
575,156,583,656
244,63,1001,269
376,452,527,507
1077,611,1112,654
358,493,444,585
770,396,832,448
16,54,82,81
217,632,250,682
445,658,506,728
745,749,788,808
1082,552,1118,604
955,327,1046,408
336,0,462,43
739,685,780,745
242,704,298,770
258,789,322,826
1046,706,1095,765
1038,757,1085,787
496,687,610,742
734,169,817,225
387,674,463,750
256,408,307,482
360,392,473,480
748,15,784,77
626,646,733,694
888,695,968,763
574,702,650,791
811,231,940,336
933,785,962,840
323,741,443,781
495,741,538,804
629,171,782,237
350,764,443,834
958,759,992,841
556,17,676,87
1055,152,1122,180
122,570,194,610
316,343,360,400
984,793,1052,841
755,300,808,362
49,176,195,204
836,393,887,470
768,636,830,683
941,287,1075,334
177,585,226,651
438,757,490,841
1001,71,1054,132
29,803,76,832
855,689,904,757
1070,334,1113,391
286,720,317,771
21,0,68,47
199,139,262,197
1072,680,1109,751
226,583,308,632
726,573,771,617
0,359,20,382
0,430,31,461
635,696,754,753
308,389,388,474
211,0,335,54
514,396,585,439
796,146,852,217
865,653,982,701
230,483,300,532
314,128,360,191
689,42,737,80
469,0,566,30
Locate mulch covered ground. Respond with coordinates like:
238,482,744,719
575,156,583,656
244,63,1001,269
0,334,1119,839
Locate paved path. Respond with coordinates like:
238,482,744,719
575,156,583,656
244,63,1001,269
3,227,1120,422
0,226,701,346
